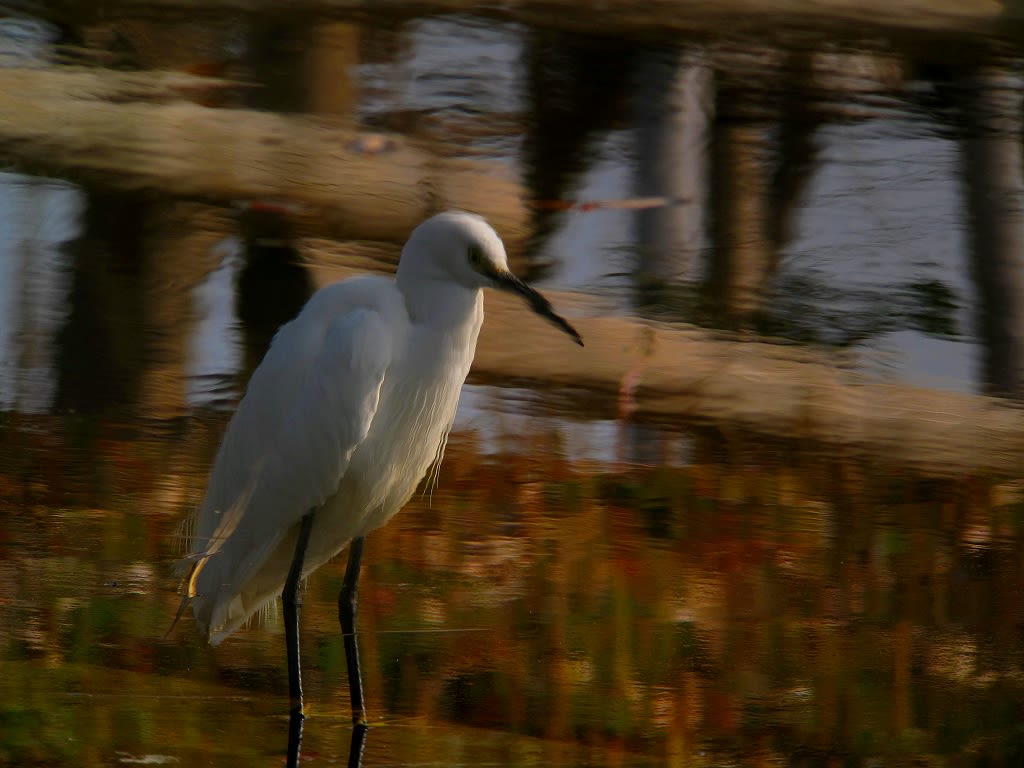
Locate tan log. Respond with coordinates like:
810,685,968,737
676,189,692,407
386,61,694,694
0,67,529,250
299,243,1024,478
479,296,1024,478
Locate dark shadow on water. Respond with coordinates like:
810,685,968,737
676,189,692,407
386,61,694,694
235,207,315,374
521,29,635,274
56,187,146,415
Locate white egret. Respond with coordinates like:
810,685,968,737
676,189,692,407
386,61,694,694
177,211,582,748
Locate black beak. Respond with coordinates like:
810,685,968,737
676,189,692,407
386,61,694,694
492,271,583,347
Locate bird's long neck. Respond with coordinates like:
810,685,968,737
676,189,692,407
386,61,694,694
396,275,483,340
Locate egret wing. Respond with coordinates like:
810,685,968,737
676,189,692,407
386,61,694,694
183,278,401,638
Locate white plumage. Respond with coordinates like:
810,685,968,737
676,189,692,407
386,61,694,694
179,211,581,645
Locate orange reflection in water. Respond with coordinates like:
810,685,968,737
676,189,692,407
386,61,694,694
2,415,1024,766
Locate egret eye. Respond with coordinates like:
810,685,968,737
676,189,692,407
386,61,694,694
467,246,484,268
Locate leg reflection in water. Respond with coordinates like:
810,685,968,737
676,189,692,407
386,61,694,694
286,534,370,768
287,716,368,768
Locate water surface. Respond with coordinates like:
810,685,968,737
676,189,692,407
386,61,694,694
2,4,1024,766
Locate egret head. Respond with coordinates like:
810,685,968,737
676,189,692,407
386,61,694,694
399,211,583,346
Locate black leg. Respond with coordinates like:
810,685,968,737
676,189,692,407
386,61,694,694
347,722,368,768
286,709,305,768
338,536,367,725
284,511,315,768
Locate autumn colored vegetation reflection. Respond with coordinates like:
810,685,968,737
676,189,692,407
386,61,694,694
2,410,1024,766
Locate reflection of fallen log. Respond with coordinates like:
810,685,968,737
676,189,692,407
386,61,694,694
485,302,1024,478
493,307,1024,477
300,246,1024,477
0,67,528,250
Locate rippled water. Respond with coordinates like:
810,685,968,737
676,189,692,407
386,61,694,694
3,4,1024,767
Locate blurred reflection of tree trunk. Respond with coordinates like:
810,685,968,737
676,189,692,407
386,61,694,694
624,45,827,461
710,121,775,325
522,31,634,262
236,208,314,373
244,18,310,113
706,46,824,328
244,18,358,116
57,188,147,414
57,192,230,418
628,48,712,464
140,203,233,420
766,50,823,251
632,47,712,299
306,23,359,116
958,65,1024,399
